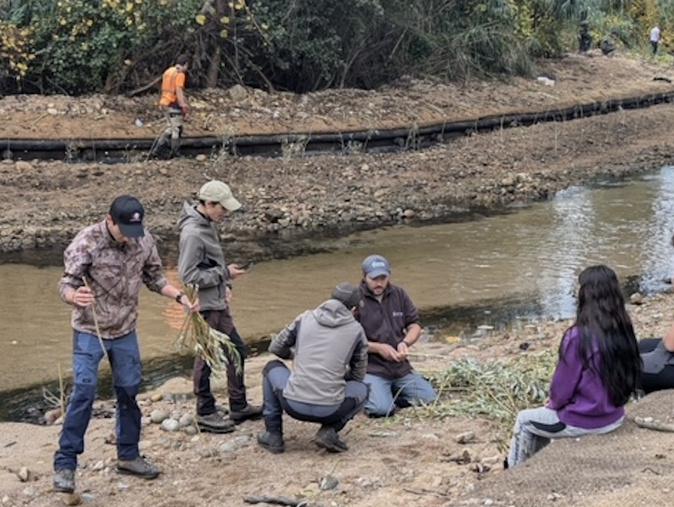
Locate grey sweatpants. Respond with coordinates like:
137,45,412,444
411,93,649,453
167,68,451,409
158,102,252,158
507,406,624,467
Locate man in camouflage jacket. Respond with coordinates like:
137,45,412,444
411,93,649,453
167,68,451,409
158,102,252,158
53,195,197,494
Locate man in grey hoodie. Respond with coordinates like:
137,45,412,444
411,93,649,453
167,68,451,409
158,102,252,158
178,180,262,433
257,283,369,454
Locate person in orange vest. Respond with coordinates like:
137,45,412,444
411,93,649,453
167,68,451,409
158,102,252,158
152,54,190,158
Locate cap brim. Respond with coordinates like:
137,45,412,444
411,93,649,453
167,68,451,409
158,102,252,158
366,269,390,278
118,222,145,238
221,196,242,212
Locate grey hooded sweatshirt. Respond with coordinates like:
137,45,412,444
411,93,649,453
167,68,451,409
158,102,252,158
270,299,368,406
177,202,229,311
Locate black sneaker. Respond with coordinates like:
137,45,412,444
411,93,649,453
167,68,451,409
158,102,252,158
230,404,263,424
117,456,160,479
257,431,285,454
314,426,348,453
196,412,236,433
53,468,75,493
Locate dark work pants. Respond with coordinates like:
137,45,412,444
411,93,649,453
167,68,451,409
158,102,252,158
194,309,248,415
54,331,142,471
262,360,368,434
639,338,674,393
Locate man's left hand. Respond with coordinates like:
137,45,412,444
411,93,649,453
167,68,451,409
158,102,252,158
397,341,409,358
227,263,247,279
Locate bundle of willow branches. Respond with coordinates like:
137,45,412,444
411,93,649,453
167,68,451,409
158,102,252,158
175,285,241,375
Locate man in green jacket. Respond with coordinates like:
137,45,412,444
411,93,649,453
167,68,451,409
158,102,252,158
178,180,262,432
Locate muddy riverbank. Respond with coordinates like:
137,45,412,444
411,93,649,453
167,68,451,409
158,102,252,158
0,288,672,507
2,99,674,258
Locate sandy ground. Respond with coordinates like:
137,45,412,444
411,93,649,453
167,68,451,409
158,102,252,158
1,53,673,141
0,289,672,507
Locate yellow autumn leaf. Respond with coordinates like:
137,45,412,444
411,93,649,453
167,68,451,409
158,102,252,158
220,29,228,38
220,16,230,24
195,14,207,25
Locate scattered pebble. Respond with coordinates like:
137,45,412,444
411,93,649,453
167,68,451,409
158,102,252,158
150,409,169,424
17,467,30,482
319,474,339,491
161,418,180,432
455,431,476,444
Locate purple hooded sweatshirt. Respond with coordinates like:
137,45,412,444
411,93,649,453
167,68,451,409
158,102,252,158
547,326,624,429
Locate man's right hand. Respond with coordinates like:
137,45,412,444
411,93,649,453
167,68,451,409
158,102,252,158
71,286,95,307
377,343,403,362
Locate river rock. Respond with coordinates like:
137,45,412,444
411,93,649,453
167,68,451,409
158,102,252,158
150,409,169,424
219,435,252,453
161,418,180,432
17,467,30,482
319,474,339,491
44,408,62,425
228,84,248,101
62,493,82,506
15,161,33,171
402,209,416,219
456,431,476,444
196,154,208,162
630,292,644,305
184,425,198,436
47,108,58,115
92,460,105,471
179,413,194,427
150,393,164,402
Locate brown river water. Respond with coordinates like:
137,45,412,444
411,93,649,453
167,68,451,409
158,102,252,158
2,168,674,417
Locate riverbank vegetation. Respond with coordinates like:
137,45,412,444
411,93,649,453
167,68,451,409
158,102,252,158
2,0,674,95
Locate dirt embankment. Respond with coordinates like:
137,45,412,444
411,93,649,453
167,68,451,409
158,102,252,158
1,54,673,140
2,99,674,258
0,289,672,507
3,54,674,258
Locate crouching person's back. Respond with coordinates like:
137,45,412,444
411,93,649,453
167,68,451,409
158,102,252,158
257,283,368,454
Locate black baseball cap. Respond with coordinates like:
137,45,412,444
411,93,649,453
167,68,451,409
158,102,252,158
109,195,145,238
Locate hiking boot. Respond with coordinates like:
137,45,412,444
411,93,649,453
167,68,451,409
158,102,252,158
116,456,160,479
230,404,263,424
53,469,75,493
314,425,348,453
257,431,285,454
196,412,236,433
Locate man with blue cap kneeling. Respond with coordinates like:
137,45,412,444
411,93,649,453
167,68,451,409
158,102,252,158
356,254,437,417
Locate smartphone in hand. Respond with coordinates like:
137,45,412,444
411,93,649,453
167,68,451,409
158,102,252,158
237,261,254,270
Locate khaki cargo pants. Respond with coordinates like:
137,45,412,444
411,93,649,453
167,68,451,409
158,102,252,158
154,107,183,156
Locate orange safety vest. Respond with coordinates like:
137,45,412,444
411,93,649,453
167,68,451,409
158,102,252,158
159,66,186,107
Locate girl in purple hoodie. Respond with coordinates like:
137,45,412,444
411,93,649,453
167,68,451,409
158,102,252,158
507,265,641,467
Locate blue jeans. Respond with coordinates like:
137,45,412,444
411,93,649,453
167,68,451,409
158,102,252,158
363,371,437,417
54,331,142,471
262,360,368,434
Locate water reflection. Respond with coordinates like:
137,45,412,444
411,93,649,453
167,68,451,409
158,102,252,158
639,167,674,293
3,168,674,393
536,187,594,319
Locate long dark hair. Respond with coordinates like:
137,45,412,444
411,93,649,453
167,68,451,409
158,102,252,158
562,265,641,406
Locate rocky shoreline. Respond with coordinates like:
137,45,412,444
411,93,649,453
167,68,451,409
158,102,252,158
2,100,674,261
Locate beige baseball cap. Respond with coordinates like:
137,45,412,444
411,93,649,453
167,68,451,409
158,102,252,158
198,180,241,211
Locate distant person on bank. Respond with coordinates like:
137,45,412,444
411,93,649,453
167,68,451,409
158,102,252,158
650,25,662,56
355,255,437,417
178,180,262,433
152,54,190,157
506,265,641,468
53,196,199,494
257,283,368,454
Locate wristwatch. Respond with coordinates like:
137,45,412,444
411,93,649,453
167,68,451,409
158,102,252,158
175,292,185,304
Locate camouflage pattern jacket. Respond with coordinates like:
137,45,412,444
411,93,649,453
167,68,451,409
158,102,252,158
58,220,168,338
